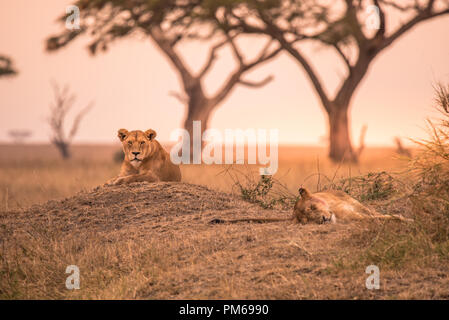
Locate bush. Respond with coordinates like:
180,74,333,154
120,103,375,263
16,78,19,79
336,84,449,271
222,167,297,210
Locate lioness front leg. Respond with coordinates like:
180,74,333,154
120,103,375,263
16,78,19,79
103,175,134,186
113,172,160,185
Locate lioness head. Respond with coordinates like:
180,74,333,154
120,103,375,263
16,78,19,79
295,188,336,224
117,129,158,168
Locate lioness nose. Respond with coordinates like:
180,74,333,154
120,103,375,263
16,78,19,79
132,152,140,156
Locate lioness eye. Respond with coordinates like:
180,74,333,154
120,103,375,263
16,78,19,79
140,141,145,145
128,141,132,146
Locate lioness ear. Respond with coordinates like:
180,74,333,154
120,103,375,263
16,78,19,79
145,129,157,141
330,213,337,224
118,129,129,141
298,187,310,198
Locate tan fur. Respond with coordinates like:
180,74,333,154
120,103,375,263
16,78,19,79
293,188,412,224
211,187,412,225
107,128,181,185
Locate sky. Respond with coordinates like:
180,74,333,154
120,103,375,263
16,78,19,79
0,0,449,147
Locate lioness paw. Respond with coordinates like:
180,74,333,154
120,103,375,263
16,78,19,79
103,178,117,186
112,177,126,185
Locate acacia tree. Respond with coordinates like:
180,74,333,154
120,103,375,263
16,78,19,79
211,0,449,162
48,82,93,159
46,0,281,146
0,55,17,77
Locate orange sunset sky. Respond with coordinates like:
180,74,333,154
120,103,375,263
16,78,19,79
1,0,449,146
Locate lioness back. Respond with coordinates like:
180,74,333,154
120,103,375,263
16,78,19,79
312,190,378,221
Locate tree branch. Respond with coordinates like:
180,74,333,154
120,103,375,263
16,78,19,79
149,25,195,85
169,90,188,105
197,38,228,78
380,6,449,50
239,75,274,88
244,42,283,71
332,43,352,71
226,32,244,66
0,55,17,77
251,10,332,111
210,40,281,106
69,102,93,141
379,0,419,11
276,36,331,111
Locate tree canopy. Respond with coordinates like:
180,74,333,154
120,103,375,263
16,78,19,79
47,0,449,161
201,0,449,161
47,0,282,147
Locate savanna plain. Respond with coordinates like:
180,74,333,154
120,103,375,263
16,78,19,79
0,142,448,299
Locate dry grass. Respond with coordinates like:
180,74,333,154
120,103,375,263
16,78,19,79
2,181,447,299
0,144,404,211
1,139,448,299
0,145,118,210
328,84,449,283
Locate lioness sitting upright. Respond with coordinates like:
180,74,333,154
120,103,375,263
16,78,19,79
107,128,181,185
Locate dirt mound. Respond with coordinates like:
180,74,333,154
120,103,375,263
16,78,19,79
2,182,447,299
2,182,290,236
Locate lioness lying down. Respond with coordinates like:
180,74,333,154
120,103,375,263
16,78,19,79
211,187,411,225
107,128,181,185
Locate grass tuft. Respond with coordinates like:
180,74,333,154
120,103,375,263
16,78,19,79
221,166,297,210
332,83,449,272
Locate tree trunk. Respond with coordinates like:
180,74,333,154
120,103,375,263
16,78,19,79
183,102,213,143
183,84,213,139
182,89,216,162
325,53,373,163
327,104,357,163
55,141,71,159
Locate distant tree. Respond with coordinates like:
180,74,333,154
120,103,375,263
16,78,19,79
208,0,449,162
48,82,93,159
46,0,281,150
8,130,32,144
0,55,17,77
394,137,412,157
